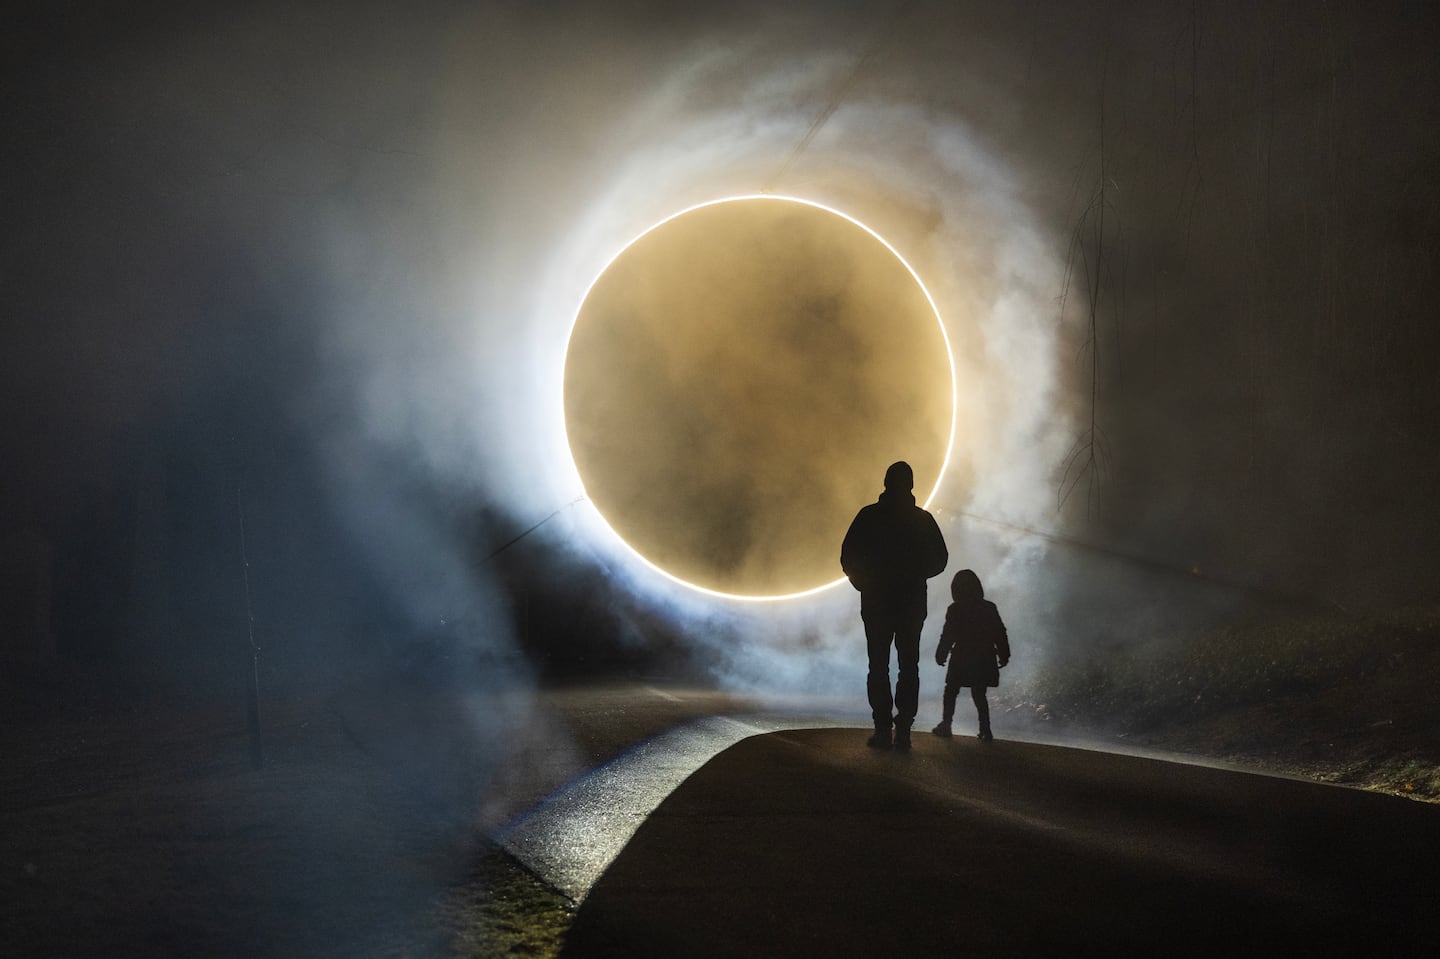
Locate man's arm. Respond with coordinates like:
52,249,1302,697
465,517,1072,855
840,509,869,591
921,511,948,579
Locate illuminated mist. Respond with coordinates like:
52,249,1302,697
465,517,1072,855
563,195,954,600
156,3,1079,704
9,0,1440,806
509,76,1066,691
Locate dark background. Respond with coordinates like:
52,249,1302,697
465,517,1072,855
4,0,1439,705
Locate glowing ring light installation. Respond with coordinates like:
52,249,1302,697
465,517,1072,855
563,195,956,601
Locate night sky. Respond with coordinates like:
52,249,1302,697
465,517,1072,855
4,0,1440,694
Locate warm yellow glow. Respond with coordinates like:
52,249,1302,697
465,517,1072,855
563,194,957,602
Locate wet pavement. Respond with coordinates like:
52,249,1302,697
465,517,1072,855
495,715,838,899
498,709,1440,957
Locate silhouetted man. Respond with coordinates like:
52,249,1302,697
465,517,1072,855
840,461,948,751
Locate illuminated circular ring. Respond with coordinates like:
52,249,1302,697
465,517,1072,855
562,193,958,602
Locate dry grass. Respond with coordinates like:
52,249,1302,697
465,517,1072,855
1006,607,1440,801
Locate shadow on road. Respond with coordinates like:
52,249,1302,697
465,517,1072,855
562,729,1440,958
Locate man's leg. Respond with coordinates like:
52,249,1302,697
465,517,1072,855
862,614,894,742
892,617,923,748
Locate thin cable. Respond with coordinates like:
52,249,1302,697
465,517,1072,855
950,509,1349,615
475,496,587,568
764,0,920,193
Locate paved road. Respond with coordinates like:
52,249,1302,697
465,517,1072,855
478,685,837,834
495,703,1439,957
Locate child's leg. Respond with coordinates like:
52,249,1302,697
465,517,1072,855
970,685,992,739
933,667,961,735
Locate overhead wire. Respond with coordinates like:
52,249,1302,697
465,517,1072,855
948,509,1349,616
473,496,587,569
763,0,921,194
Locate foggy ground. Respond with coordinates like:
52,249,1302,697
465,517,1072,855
0,675,768,958
4,612,1437,959
1,690,461,958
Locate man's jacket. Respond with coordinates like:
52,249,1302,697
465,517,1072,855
840,489,948,618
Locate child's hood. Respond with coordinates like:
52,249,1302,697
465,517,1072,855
950,569,984,603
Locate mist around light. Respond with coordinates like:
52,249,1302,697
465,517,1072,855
423,69,1075,696
562,193,957,602
9,0,1432,720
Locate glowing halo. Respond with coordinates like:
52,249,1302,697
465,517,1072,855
561,193,957,602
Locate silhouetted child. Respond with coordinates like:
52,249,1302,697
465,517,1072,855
931,569,1010,741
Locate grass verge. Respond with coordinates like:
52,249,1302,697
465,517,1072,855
1005,606,1440,801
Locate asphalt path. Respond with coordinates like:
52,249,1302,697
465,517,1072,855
496,700,1439,958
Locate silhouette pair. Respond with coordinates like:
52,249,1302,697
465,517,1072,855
842,462,1009,748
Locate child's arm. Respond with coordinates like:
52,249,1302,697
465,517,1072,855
934,613,955,666
992,607,1011,667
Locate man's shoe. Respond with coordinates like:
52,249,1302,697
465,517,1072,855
866,728,891,749
931,721,953,738
978,728,994,742
893,726,912,752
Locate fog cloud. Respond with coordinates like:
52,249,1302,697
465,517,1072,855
7,0,1439,705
